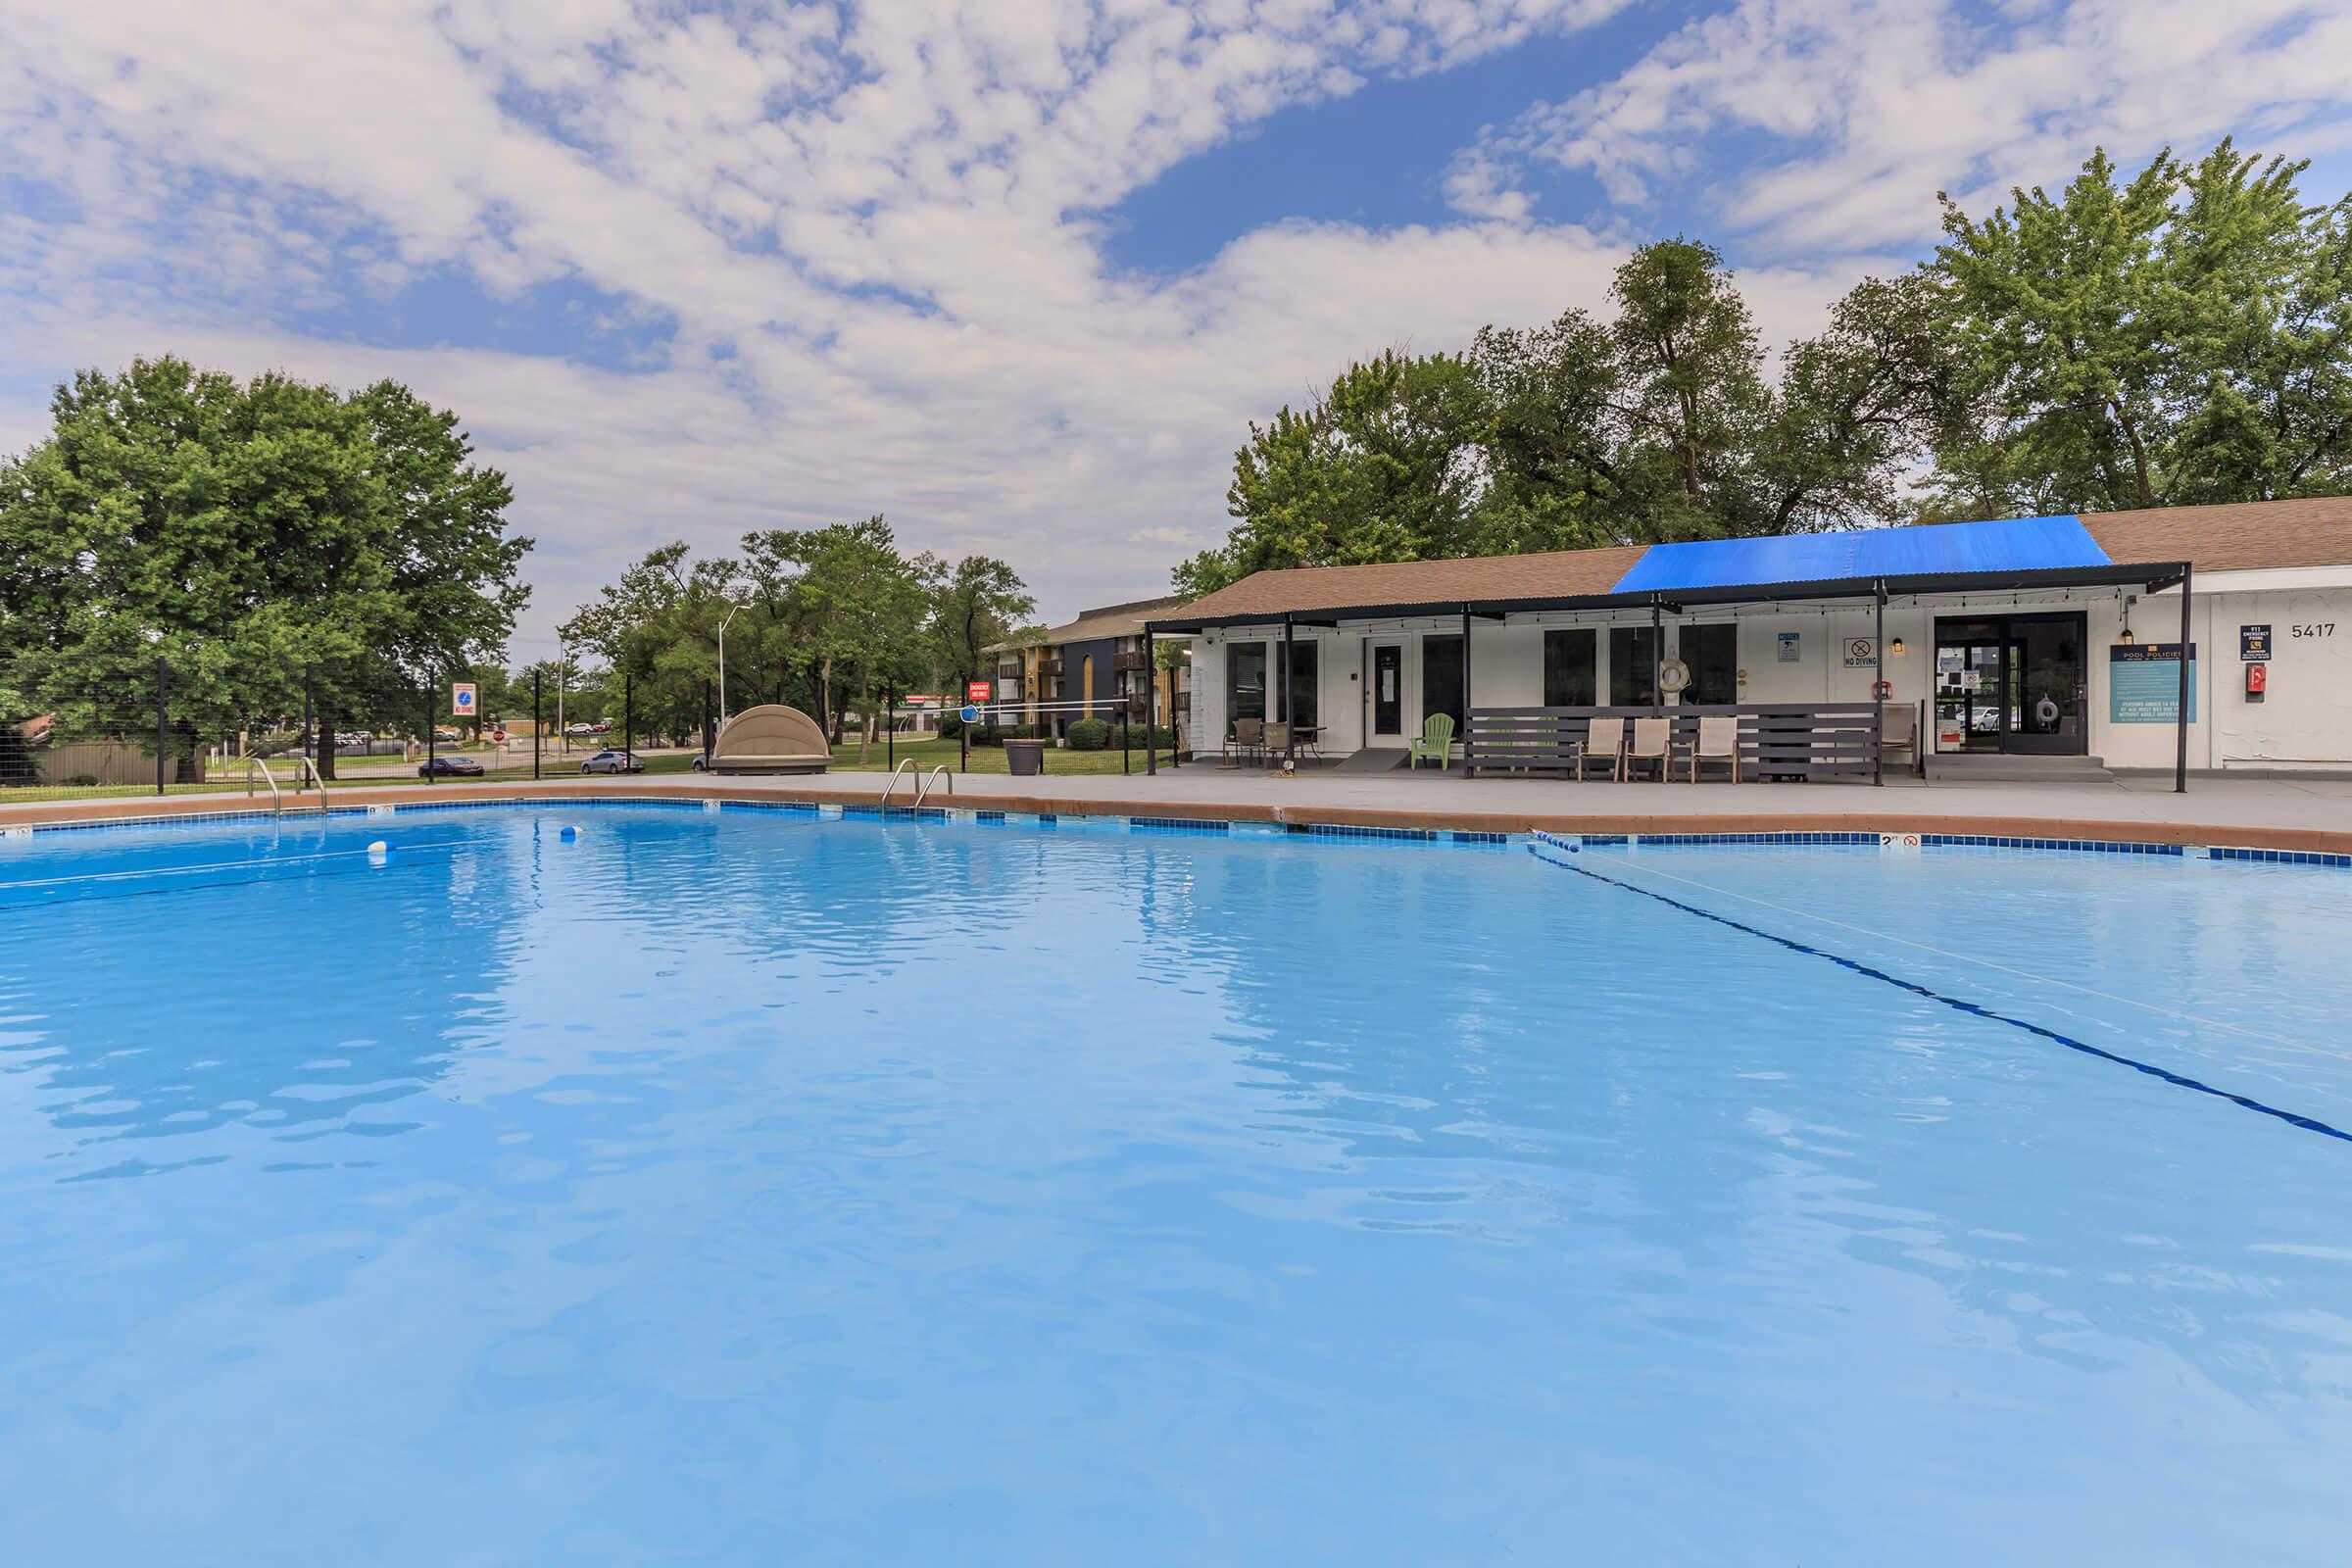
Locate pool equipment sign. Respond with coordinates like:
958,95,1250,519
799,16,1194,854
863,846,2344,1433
452,682,478,717
1777,632,1800,663
2109,642,2197,723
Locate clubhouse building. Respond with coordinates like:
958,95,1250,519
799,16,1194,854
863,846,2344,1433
1146,498,2352,784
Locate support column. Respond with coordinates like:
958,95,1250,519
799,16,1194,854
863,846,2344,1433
533,671,543,781
1460,603,1472,771
425,679,437,783
2176,564,2193,794
1282,614,1297,768
1145,627,1157,776
1650,598,1664,714
155,656,168,796
1874,582,1886,787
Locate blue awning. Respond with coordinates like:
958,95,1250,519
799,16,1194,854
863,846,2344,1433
1608,514,2111,595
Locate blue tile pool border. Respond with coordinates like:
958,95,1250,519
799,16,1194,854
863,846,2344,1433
1,798,2344,871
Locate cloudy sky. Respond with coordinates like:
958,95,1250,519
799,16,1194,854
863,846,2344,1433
6,0,2352,655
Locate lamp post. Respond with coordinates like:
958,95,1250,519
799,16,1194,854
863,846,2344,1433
717,602,743,729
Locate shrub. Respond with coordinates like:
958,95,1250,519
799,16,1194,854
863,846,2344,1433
1066,717,1111,751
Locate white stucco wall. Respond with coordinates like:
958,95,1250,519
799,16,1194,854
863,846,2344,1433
1181,569,2352,769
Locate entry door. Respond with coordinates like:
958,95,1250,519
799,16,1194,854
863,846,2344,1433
1933,623,2006,753
1371,644,1403,737
2004,616,2088,755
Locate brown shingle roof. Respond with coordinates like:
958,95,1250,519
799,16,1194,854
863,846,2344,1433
1168,546,1649,622
1157,497,2352,625
987,594,1189,654
2081,497,2352,572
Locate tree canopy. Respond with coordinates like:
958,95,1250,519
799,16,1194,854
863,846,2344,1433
0,356,529,769
1178,137,2351,596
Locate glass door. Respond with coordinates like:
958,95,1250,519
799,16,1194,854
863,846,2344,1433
1933,621,2005,753
2005,616,2088,755
1371,644,1402,737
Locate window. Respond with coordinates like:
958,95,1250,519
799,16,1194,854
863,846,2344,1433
1681,624,1738,706
1227,641,1268,727
1543,629,1596,707
1278,640,1319,728
1610,626,1658,706
1422,634,1464,735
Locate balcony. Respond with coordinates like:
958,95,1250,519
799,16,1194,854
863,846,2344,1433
1035,658,1063,677
1112,650,1148,672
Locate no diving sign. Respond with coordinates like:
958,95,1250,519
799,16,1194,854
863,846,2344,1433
452,682,478,717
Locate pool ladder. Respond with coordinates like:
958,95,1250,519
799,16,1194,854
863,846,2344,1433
241,754,328,816
877,760,955,812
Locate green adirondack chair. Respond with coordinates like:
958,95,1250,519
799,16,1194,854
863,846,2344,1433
1407,711,1456,770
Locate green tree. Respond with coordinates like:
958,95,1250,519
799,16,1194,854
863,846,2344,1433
0,357,528,779
1607,237,1770,538
925,555,1034,704
1177,350,1488,597
1931,138,2352,513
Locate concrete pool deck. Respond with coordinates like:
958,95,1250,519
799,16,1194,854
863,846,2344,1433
4,766,2348,853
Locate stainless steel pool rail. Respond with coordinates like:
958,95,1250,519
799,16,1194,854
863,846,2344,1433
238,754,329,816
914,766,954,808
878,759,917,810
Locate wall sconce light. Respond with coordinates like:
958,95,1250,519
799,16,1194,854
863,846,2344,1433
1888,637,1905,657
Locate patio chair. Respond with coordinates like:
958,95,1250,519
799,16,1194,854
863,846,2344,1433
1223,717,1263,767
1407,712,1456,770
1627,716,1671,781
1690,715,1740,783
1262,720,1292,765
1880,702,1919,777
1571,716,1624,781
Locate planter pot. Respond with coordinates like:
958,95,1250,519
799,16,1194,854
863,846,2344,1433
1004,737,1048,776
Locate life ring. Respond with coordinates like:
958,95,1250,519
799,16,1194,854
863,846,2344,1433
2034,695,2060,726
1657,658,1692,694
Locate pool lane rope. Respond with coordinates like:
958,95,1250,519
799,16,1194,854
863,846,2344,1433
1528,841,2352,1148
1547,845,2328,1060
0,837,477,907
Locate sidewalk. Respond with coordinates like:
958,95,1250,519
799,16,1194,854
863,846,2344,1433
5,764,2348,852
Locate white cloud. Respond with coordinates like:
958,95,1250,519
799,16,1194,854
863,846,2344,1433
1451,0,2352,253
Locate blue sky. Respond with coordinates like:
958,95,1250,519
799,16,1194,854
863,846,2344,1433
5,0,2351,652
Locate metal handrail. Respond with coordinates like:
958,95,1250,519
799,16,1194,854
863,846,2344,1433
241,757,285,815
877,758,917,810
291,752,328,812
913,765,955,808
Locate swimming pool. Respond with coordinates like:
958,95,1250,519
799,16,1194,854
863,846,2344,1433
3,805,2347,1563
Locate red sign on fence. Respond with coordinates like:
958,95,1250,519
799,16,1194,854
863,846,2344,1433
966,680,992,702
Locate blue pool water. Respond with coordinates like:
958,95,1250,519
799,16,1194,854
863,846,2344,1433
2,806,2348,1564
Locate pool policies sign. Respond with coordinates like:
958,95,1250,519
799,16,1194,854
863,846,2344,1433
2108,644,2195,723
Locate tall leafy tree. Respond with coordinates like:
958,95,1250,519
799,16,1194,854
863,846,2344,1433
925,556,1034,701
1931,138,2352,513
0,356,528,778
1177,350,1487,597
1607,237,1771,538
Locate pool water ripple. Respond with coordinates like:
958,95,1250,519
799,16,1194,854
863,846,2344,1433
0,808,2347,1565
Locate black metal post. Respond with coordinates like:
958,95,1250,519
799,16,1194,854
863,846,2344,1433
156,656,168,796
425,679,437,783
623,674,633,765
1283,614,1297,768
1460,603,1472,769
2176,564,2193,794
1650,597,1664,713
1145,628,1157,776
302,663,314,768
886,685,895,770
704,678,714,770
533,671,543,781
1122,698,1131,775
1874,583,1886,787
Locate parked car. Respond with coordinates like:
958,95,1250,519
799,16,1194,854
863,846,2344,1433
433,725,464,743
580,749,644,775
565,721,596,737
417,756,486,778
335,730,372,748
590,719,612,735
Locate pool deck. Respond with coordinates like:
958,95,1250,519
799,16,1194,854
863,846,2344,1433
5,766,2349,853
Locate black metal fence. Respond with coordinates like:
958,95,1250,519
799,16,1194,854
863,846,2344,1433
0,658,645,807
